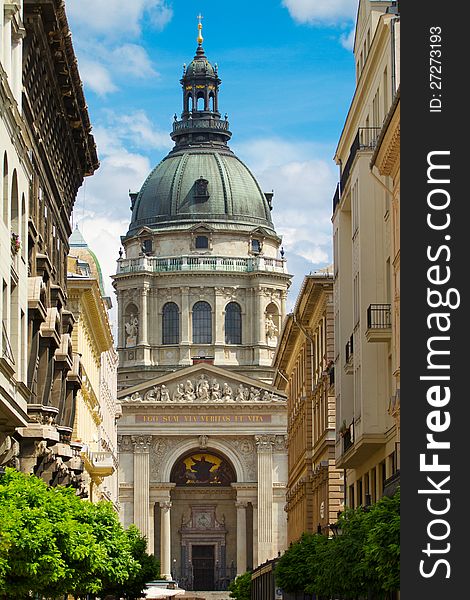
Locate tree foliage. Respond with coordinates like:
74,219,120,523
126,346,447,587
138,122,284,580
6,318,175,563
0,468,158,598
228,570,252,600
275,489,400,599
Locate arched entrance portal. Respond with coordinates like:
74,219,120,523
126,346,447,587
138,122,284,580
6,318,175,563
168,450,240,590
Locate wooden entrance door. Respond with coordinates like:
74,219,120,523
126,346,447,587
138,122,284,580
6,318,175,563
192,544,215,590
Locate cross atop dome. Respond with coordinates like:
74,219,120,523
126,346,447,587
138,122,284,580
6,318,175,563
197,13,203,45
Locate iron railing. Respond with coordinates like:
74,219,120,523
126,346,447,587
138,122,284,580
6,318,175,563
332,182,341,213
340,127,382,191
367,303,392,329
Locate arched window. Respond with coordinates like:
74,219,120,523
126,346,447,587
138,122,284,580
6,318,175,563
11,170,19,234
209,92,215,111
187,94,193,112
225,302,242,344
162,302,180,345
196,92,205,111
3,153,8,225
193,301,212,344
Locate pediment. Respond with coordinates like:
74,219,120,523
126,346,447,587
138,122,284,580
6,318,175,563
118,363,286,405
189,222,215,233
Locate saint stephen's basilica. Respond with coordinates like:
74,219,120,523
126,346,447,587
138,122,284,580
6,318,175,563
114,20,291,590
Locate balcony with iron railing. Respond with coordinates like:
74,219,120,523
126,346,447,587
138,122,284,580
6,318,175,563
340,127,381,191
366,303,392,342
116,254,288,275
332,182,341,213
172,117,230,134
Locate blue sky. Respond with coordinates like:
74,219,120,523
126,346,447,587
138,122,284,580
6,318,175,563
67,0,359,321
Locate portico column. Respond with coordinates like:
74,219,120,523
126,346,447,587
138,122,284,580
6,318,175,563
160,500,172,580
148,501,156,555
252,501,258,567
235,501,248,575
255,434,275,564
132,436,152,541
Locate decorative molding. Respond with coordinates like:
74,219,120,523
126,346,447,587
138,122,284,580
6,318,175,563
121,374,285,405
132,435,152,453
255,434,276,452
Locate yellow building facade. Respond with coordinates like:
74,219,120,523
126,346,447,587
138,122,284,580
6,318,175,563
332,0,400,507
273,274,343,543
67,228,119,505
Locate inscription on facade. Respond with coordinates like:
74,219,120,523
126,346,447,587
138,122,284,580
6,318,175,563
135,414,272,423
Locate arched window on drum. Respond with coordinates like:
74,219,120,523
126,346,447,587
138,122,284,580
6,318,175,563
192,301,212,344
224,302,242,345
162,302,180,345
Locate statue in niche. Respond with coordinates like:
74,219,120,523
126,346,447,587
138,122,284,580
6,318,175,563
222,382,234,402
196,375,210,401
125,313,139,347
173,382,185,402
184,379,196,402
211,379,222,401
265,313,278,346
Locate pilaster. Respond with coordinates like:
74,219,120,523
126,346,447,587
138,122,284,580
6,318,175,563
132,435,152,541
255,434,275,564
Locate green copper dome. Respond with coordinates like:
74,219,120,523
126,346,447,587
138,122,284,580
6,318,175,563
126,42,275,237
128,148,275,234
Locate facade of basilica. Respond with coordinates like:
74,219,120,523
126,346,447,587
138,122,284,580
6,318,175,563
114,23,291,589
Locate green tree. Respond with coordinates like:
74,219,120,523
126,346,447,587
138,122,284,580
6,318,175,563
0,468,156,598
275,532,328,593
275,490,400,600
228,570,252,600
362,488,400,594
101,525,160,600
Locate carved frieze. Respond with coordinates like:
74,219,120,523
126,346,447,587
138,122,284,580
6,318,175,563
121,374,285,405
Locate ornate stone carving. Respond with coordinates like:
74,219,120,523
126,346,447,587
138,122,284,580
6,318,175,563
120,376,285,405
255,434,276,452
125,313,138,347
198,434,209,449
265,314,278,346
160,500,172,511
273,434,288,452
117,435,133,452
132,435,152,453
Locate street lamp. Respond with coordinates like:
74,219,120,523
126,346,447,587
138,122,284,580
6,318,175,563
328,510,343,537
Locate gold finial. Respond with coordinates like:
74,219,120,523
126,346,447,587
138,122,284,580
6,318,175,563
197,13,203,45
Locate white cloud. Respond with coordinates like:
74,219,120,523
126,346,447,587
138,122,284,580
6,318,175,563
67,0,173,38
114,111,171,151
78,59,118,96
109,44,158,79
282,0,358,25
235,138,336,304
340,28,356,51
72,111,170,324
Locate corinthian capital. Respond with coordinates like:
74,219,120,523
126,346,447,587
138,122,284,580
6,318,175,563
132,435,152,453
255,434,276,452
